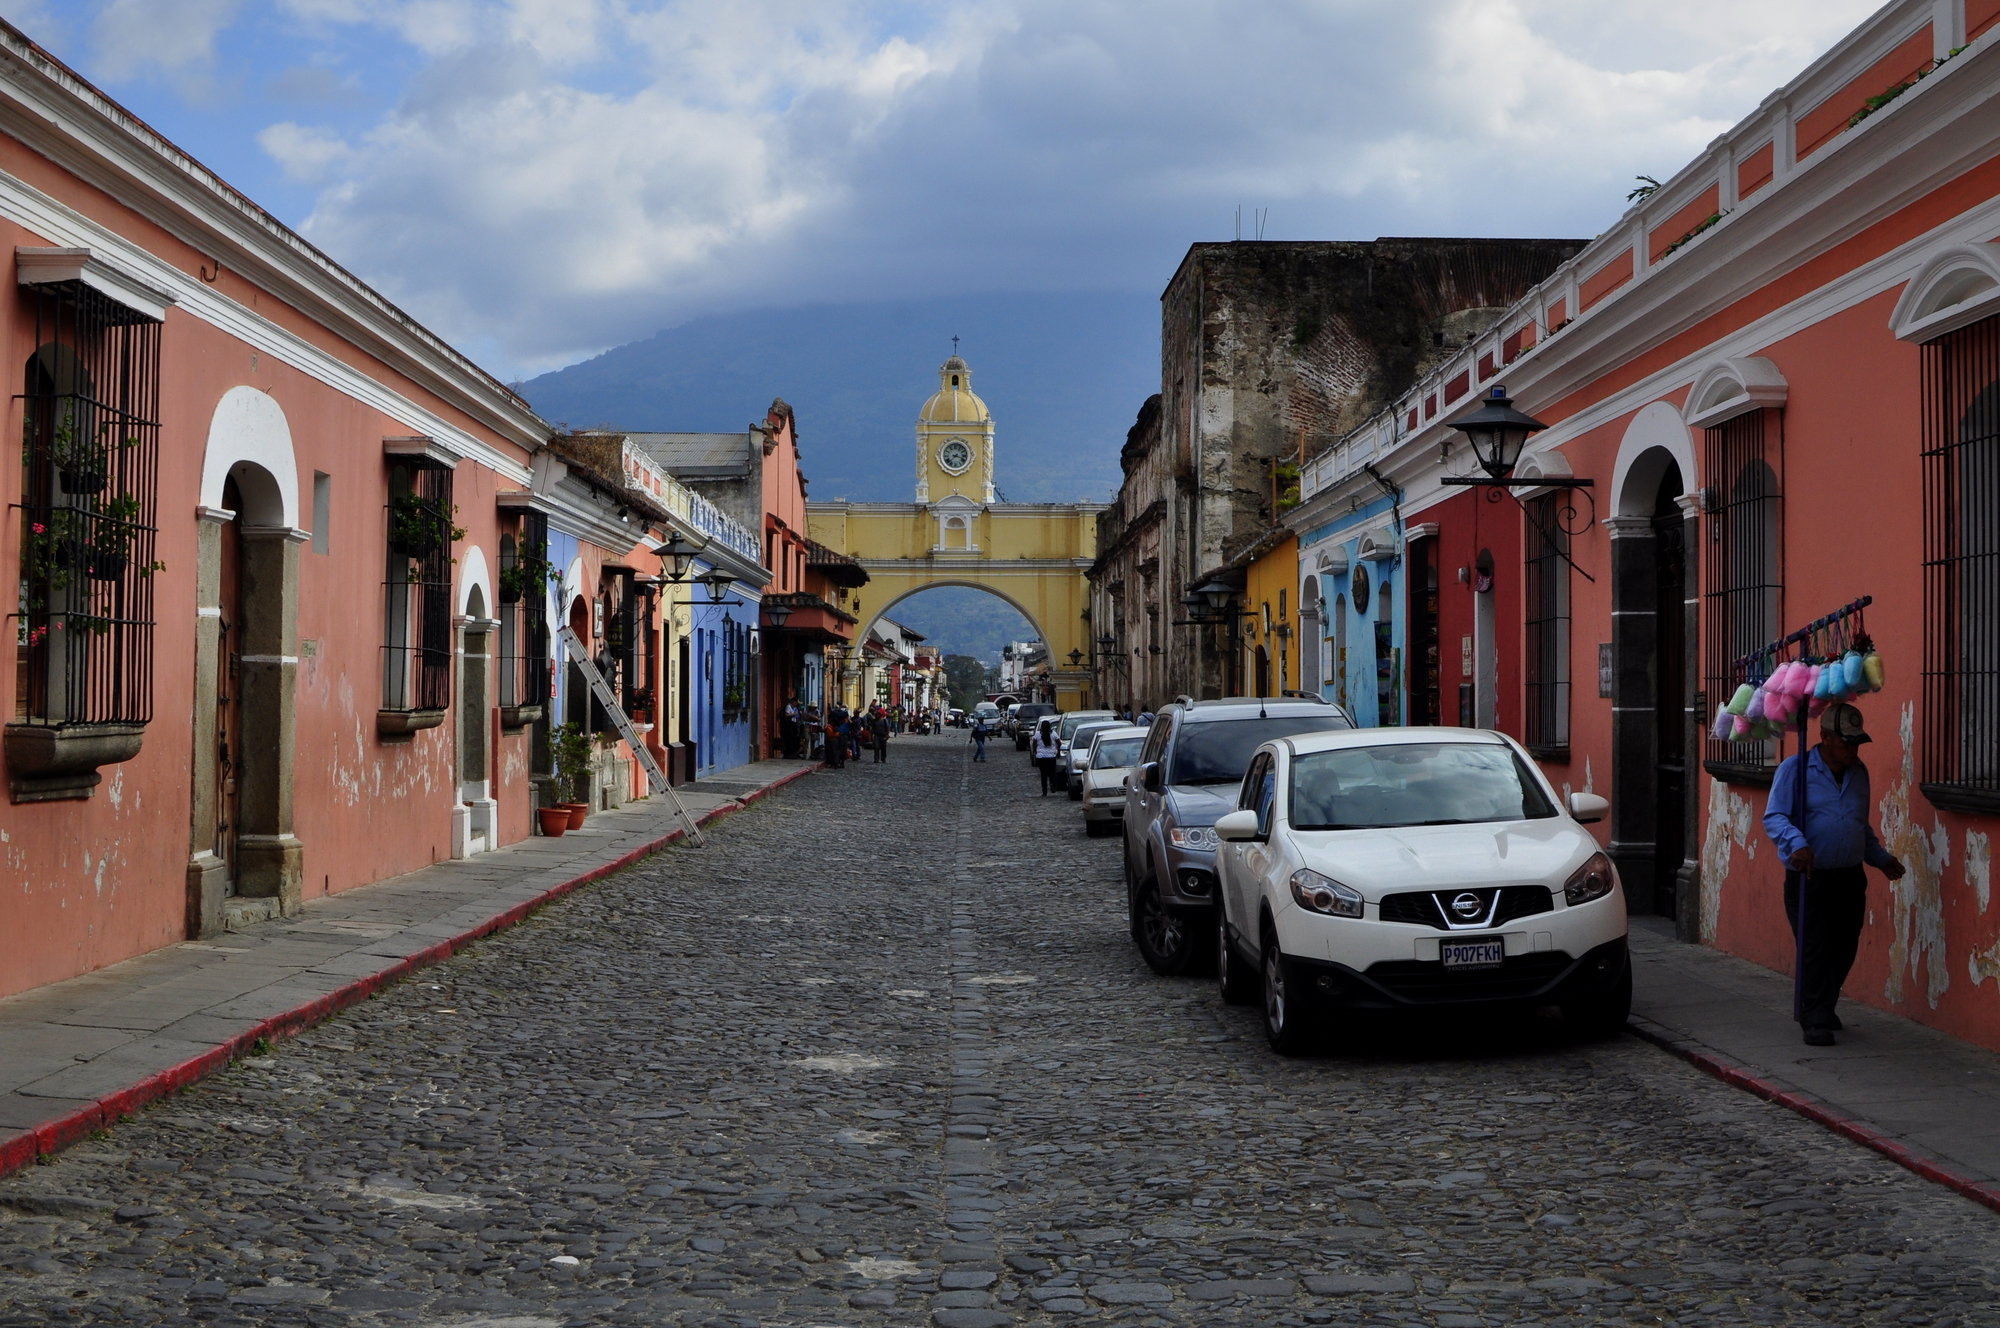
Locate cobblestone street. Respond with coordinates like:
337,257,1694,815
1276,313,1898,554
3,733,1999,1327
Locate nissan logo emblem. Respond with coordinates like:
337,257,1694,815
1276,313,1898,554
1451,892,1484,919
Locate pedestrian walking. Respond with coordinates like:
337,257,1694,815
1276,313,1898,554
1032,718,1063,796
1762,702,1906,1046
781,692,803,759
871,710,891,763
825,704,848,769
970,716,989,761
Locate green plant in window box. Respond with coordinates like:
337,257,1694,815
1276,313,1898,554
84,494,165,583
498,551,560,603
722,683,746,711
388,492,465,560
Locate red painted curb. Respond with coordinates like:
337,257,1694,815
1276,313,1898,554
1629,1020,2000,1215
0,773,813,1180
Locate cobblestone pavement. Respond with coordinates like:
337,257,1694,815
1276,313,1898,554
4,733,1999,1328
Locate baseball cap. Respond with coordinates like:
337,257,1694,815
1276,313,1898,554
1821,702,1871,745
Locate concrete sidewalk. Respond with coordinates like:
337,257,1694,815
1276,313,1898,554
1628,916,2000,1212
0,758,816,1175
4,787,2000,1216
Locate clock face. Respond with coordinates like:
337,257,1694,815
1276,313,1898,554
938,438,973,474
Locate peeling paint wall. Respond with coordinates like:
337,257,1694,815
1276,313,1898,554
1879,704,1951,1010
1699,779,1759,945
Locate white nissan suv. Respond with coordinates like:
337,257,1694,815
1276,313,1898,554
1212,726,1629,1054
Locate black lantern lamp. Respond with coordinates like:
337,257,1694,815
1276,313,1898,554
695,568,735,603
1193,578,1239,615
763,600,793,629
1446,385,1548,481
1067,648,1085,666
652,529,708,581
1095,634,1116,655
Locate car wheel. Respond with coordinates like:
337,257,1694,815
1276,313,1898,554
1217,916,1255,1006
1067,782,1082,802
1132,876,1200,976
1262,931,1316,1054
1560,961,1632,1039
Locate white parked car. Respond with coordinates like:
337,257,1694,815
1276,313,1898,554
1212,727,1628,1054
1077,725,1150,834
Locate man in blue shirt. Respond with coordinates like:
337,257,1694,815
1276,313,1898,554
1763,703,1906,1046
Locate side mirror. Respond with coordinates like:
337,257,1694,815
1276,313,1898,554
1140,762,1163,793
1214,808,1264,842
1569,792,1609,824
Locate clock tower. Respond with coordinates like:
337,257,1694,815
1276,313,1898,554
915,353,995,507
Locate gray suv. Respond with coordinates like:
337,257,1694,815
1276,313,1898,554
1123,697,1352,975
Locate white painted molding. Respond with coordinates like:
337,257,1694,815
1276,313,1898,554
384,435,459,470
1683,356,1790,428
15,245,173,320
1611,401,1698,517
1889,241,2000,342
200,387,299,527
458,544,493,618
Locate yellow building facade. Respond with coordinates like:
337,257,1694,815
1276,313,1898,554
808,355,1105,710
1240,533,1303,698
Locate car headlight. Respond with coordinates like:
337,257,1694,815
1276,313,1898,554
1289,868,1363,918
1168,825,1219,850
1564,851,1616,906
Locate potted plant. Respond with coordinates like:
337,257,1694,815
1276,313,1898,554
551,721,594,826
498,548,559,603
388,492,464,560
535,803,570,837
48,408,108,494
84,494,163,583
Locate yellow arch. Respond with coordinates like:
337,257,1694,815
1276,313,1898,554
807,498,1105,710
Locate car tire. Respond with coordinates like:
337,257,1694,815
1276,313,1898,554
1560,962,1632,1039
1261,931,1316,1055
1132,874,1201,977
1067,782,1082,802
1217,917,1256,1006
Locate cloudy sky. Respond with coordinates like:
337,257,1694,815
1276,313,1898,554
11,0,1883,381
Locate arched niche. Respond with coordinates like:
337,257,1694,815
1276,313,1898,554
1683,357,1788,430
200,387,300,528
1891,241,2000,344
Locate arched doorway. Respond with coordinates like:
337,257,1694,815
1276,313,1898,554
1607,419,1699,924
191,389,304,935
856,583,1050,713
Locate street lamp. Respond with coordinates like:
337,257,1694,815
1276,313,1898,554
695,568,735,603
652,529,708,581
1193,578,1239,615
763,600,793,629
1445,385,1548,481
1067,648,1084,666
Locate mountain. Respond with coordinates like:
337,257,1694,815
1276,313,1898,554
519,290,1158,504
880,585,1038,664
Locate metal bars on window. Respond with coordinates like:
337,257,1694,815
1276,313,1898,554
1522,495,1569,754
1701,409,1783,778
497,512,552,712
13,283,162,728
381,462,454,713
1921,314,2000,810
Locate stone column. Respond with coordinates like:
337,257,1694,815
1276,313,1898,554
233,526,306,912
186,506,233,938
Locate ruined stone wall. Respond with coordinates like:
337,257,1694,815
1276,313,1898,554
1157,239,1586,574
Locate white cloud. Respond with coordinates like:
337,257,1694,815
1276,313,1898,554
249,0,1885,376
89,0,243,90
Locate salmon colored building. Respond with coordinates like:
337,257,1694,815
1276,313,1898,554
0,26,768,1000
1293,0,2000,1051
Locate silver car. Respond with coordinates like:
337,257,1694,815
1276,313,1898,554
1079,725,1149,834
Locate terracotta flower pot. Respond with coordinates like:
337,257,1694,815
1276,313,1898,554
536,805,570,837
563,802,588,829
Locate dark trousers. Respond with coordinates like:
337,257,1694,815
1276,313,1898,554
873,737,888,762
1036,755,1061,794
1783,865,1866,1030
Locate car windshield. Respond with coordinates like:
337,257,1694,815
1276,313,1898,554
1060,712,1112,740
1287,742,1558,829
1069,723,1118,754
1090,737,1145,769
1168,714,1351,785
